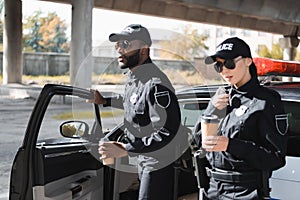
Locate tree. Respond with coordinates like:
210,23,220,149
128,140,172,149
23,11,70,53
0,0,4,45
258,45,272,58
159,24,208,61
258,43,283,59
295,50,300,61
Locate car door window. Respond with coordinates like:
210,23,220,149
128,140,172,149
38,95,96,143
179,100,209,128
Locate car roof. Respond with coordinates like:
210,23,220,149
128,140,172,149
265,82,300,102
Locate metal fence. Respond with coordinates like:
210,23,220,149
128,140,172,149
0,52,213,78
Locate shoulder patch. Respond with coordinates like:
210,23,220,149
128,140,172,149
275,114,289,135
154,90,170,108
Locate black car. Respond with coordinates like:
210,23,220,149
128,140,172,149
9,58,300,200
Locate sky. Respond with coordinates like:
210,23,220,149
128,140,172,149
22,0,204,46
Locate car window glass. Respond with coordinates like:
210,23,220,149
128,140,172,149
179,101,209,128
37,95,96,144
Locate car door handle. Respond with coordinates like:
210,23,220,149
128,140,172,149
71,184,82,198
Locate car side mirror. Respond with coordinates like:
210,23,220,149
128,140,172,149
60,121,89,138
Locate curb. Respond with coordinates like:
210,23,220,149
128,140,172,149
0,84,42,99
0,193,8,200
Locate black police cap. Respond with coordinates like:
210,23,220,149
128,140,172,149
205,37,252,64
109,24,152,46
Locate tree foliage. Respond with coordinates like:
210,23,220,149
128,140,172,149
295,51,300,61
159,24,208,61
23,11,70,53
258,43,283,59
258,42,300,61
0,0,3,45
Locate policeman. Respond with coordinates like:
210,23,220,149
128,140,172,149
193,37,288,200
88,24,183,200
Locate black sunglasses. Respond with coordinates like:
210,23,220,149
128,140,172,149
115,40,131,50
214,57,243,73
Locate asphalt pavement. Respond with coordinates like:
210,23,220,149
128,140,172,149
0,84,41,200
0,83,44,99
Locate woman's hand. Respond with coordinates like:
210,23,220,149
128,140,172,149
202,136,229,152
211,88,229,110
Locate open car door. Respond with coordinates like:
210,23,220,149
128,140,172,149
9,84,108,200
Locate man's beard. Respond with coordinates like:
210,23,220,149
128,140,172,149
120,49,140,69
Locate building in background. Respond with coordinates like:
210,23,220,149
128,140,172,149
201,25,280,58
93,25,280,61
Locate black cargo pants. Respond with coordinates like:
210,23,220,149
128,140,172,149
138,162,175,200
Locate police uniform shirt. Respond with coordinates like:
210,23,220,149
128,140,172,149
105,58,181,159
202,77,288,172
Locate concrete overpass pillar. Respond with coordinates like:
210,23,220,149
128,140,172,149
279,36,299,81
70,0,93,87
3,0,23,84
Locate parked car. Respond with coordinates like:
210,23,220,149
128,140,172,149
9,58,300,200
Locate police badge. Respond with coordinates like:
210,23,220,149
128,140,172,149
275,114,289,135
235,105,248,117
130,93,138,104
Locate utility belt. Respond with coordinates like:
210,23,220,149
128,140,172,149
206,167,260,183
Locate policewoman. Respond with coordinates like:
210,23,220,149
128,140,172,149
89,24,182,200
193,37,288,200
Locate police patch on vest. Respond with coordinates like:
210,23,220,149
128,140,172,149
154,91,170,108
275,114,288,135
235,105,248,116
130,93,138,104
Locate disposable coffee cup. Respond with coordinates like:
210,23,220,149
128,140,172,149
201,114,219,141
99,138,114,165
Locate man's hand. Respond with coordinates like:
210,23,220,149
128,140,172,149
86,89,107,105
98,141,128,159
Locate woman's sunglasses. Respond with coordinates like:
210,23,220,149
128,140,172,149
115,40,131,50
214,57,243,73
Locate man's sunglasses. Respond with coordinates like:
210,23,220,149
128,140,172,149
214,57,243,73
115,40,131,50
